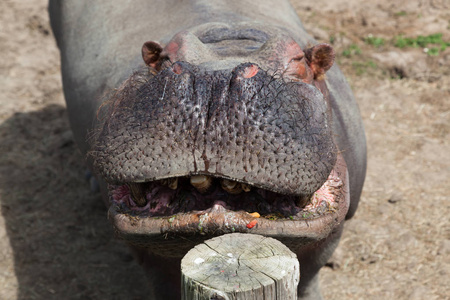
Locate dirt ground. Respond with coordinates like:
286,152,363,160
0,0,448,299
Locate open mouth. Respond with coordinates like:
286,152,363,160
107,153,349,253
112,165,341,220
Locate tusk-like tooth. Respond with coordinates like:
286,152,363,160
167,178,178,190
241,183,251,192
190,175,212,193
221,179,243,194
221,179,236,190
128,183,147,207
221,179,237,189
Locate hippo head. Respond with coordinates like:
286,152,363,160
90,23,349,256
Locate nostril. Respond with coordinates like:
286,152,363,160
172,62,183,74
242,64,259,78
234,63,260,79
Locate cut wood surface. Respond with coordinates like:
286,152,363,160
181,233,300,300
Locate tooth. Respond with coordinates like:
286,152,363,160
128,183,147,207
221,179,236,190
167,178,178,190
296,194,311,208
221,179,243,194
190,175,212,193
248,212,260,218
241,183,251,192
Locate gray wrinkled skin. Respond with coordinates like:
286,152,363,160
93,63,336,196
49,1,366,299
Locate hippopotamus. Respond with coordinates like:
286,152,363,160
49,0,366,299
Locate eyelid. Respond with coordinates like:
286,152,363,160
291,54,304,61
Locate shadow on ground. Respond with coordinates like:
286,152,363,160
0,105,152,299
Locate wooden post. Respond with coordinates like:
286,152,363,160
181,233,300,300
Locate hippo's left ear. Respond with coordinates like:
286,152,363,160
304,43,335,80
142,41,164,70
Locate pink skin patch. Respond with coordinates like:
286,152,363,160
172,63,183,75
266,40,315,83
242,65,259,78
112,185,174,215
303,173,342,214
163,40,182,62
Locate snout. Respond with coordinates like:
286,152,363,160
92,61,336,196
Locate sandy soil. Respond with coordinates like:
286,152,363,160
0,0,449,299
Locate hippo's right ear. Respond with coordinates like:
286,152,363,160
304,43,335,80
142,41,163,70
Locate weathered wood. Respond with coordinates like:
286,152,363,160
181,233,300,300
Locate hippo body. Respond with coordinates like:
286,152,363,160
49,1,366,299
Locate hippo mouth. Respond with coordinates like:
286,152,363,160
108,153,349,253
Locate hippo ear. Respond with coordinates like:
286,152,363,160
142,41,163,69
304,43,335,80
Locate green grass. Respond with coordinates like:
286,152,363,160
359,33,449,56
352,60,378,76
365,36,385,48
342,44,362,57
394,11,407,17
394,33,450,55
329,35,336,45
427,47,440,56
394,33,446,48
